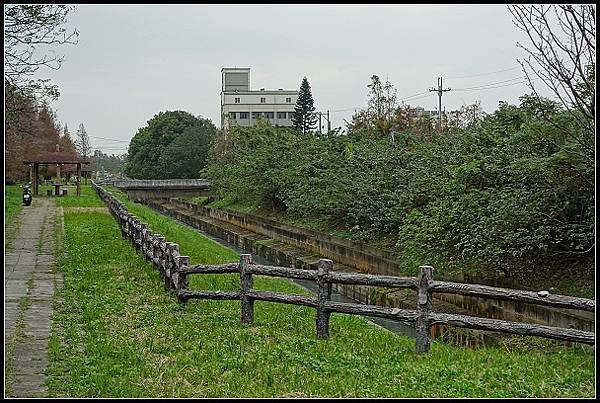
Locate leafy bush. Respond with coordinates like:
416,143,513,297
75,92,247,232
204,98,594,287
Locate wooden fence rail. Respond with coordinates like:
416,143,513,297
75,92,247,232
92,182,595,353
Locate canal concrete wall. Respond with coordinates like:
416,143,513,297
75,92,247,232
167,197,399,275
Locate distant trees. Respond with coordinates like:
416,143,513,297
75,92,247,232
75,123,92,158
291,77,317,134
92,150,126,176
349,75,457,142
124,111,216,179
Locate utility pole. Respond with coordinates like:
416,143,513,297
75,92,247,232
314,111,331,135
318,112,322,134
429,76,450,132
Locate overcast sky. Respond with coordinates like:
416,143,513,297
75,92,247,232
37,4,551,154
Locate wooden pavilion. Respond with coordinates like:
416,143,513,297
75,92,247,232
61,164,93,185
23,145,89,196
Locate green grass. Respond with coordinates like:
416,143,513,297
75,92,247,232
181,195,209,205
4,183,105,221
4,184,25,227
104,186,238,265
46,186,595,398
38,184,107,208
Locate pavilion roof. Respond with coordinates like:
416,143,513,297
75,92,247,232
61,164,94,173
23,151,90,165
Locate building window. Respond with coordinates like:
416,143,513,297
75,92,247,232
239,112,249,119
260,97,266,103
277,112,287,119
288,112,295,119
252,112,262,119
234,97,240,103
265,112,274,119
229,112,236,119
286,97,292,103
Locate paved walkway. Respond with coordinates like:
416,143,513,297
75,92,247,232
5,197,63,398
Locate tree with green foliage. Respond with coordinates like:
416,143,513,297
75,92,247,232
291,77,317,134
125,110,216,179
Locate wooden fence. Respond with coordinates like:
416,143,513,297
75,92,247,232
92,182,595,353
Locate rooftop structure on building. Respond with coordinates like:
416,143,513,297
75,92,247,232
220,67,299,129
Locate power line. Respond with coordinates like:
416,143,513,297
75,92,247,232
402,93,434,103
453,79,534,92
446,66,522,79
89,135,130,143
330,107,361,113
399,90,431,101
450,76,527,91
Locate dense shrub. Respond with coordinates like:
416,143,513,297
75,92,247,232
204,98,594,282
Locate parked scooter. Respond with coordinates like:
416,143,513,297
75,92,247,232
22,182,32,206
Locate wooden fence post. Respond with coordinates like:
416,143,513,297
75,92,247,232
168,243,180,291
140,224,149,259
163,243,175,290
130,216,139,248
135,220,142,251
120,212,126,239
175,255,190,303
123,213,130,238
156,236,166,275
416,265,434,353
153,234,162,269
316,259,333,339
239,254,254,324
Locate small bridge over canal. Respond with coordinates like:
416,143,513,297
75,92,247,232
99,179,211,200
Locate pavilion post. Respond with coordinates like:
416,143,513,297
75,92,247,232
77,163,81,196
34,164,39,196
29,164,33,185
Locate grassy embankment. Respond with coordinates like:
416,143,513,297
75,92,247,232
45,185,594,397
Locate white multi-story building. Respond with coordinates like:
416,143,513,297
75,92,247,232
220,67,299,129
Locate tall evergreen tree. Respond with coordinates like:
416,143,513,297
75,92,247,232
291,77,317,134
